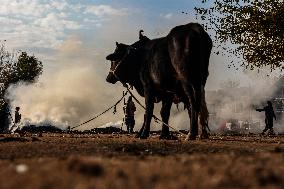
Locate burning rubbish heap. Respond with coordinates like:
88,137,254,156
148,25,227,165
18,125,62,133
207,86,261,134
13,125,125,135
207,77,284,134
87,126,123,134
6,74,284,136
218,119,260,135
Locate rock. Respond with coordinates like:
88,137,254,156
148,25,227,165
15,164,29,174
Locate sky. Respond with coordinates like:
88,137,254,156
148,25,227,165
2,0,274,129
0,0,198,51
0,0,253,90
0,1,221,85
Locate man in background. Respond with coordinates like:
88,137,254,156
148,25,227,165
9,106,22,133
124,96,136,133
256,101,276,135
15,107,21,124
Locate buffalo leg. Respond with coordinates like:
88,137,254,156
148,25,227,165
159,97,173,139
186,105,198,140
185,88,209,139
135,114,146,138
140,91,155,139
183,84,200,140
199,86,209,139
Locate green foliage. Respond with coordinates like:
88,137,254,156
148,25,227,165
15,52,43,83
0,43,43,107
196,0,284,70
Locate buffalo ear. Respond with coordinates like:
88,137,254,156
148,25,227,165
116,41,119,46
126,46,137,54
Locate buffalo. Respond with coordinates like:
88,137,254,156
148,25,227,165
106,23,212,140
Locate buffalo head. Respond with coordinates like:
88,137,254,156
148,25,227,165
106,42,136,84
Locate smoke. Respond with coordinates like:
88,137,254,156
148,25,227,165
165,54,284,133
5,14,154,131
4,14,189,131
204,62,282,133
6,35,125,129
5,12,284,133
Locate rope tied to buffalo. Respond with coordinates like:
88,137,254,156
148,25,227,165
123,84,185,137
71,64,185,137
108,69,186,137
71,84,185,137
70,90,128,130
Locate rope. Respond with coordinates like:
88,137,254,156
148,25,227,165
71,91,128,130
73,55,185,136
124,85,185,137
70,82,184,136
109,63,185,137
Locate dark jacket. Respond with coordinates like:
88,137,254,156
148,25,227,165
257,105,276,121
15,111,21,123
125,101,136,116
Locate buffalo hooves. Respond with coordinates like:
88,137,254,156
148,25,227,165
200,132,210,140
159,134,178,140
185,134,197,141
159,134,169,140
140,135,149,139
140,130,149,139
135,133,141,138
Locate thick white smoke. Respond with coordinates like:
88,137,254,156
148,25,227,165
166,54,283,133
5,13,284,133
6,35,127,130
4,15,189,131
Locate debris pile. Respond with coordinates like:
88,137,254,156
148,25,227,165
89,126,123,134
18,125,62,133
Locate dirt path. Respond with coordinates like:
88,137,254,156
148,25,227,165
0,134,283,189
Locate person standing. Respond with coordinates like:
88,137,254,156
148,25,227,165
124,96,136,133
9,106,21,133
256,101,276,135
15,107,21,124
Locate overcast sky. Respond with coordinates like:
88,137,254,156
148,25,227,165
0,0,198,50
0,0,255,90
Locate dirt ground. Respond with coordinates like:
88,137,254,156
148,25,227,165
0,133,284,189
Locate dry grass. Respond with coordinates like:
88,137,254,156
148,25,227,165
0,133,283,189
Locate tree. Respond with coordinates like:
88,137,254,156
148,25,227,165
14,52,43,83
195,0,284,70
0,43,43,108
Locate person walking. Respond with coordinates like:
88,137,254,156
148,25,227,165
256,101,276,135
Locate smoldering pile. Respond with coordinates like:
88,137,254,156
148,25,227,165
18,125,63,133
206,75,284,134
14,125,126,135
